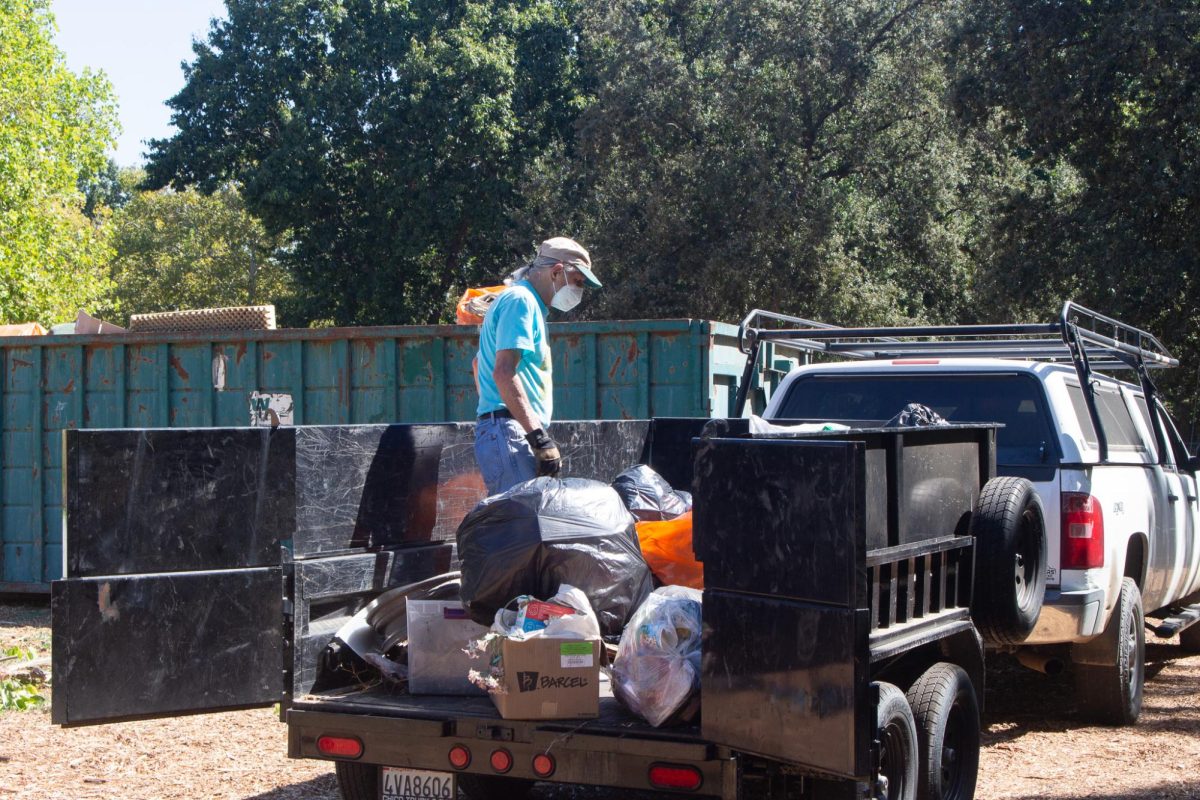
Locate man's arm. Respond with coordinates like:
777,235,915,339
493,349,541,433
493,349,560,477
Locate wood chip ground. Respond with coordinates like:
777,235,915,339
3,601,1198,799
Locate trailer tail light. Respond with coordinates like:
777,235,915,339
532,753,556,778
447,745,471,770
317,735,363,759
1061,492,1105,569
648,763,703,791
489,749,513,774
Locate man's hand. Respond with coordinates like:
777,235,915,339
525,428,562,477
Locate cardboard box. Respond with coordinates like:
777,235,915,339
490,637,602,720
406,600,490,695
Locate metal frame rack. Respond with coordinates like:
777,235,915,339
734,301,1178,462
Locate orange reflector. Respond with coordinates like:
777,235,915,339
490,749,513,774
892,359,940,365
649,763,703,791
448,745,471,770
532,753,556,778
317,735,363,759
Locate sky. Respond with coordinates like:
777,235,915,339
50,0,229,166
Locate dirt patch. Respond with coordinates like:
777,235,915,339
3,601,1199,799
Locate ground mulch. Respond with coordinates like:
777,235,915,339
3,600,1198,799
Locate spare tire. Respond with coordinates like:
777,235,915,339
970,476,1047,646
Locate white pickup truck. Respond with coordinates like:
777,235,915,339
740,302,1200,726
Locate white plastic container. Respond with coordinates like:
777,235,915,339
406,600,490,695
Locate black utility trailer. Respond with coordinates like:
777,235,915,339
52,418,1008,800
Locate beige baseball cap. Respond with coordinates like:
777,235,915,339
538,237,601,288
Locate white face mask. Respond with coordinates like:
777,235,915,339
550,269,584,312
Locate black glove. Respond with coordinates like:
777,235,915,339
525,428,562,477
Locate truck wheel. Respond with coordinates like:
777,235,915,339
1074,577,1145,725
334,761,376,800
1180,623,1200,653
970,477,1047,645
873,682,918,800
905,663,980,800
458,774,536,800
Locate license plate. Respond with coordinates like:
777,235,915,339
380,767,456,800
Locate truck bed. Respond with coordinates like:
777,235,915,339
291,679,705,743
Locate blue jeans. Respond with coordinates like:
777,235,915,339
474,417,537,495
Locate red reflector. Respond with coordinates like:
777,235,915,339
490,749,513,774
892,359,940,365
532,753,556,778
1061,492,1105,569
649,763,703,791
448,745,471,770
316,735,363,759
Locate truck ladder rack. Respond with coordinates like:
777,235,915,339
733,301,1178,462
737,302,1176,370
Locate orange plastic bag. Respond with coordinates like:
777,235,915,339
636,512,703,589
456,285,507,325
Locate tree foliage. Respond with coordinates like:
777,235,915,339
0,0,119,325
951,0,1200,429
145,0,584,326
518,0,1001,327
106,171,295,324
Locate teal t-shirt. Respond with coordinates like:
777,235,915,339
476,280,553,426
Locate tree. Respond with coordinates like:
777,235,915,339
80,158,134,221
106,171,295,324
0,0,118,325
950,0,1200,429
145,0,585,326
515,0,1000,327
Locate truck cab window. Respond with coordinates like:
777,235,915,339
776,374,1054,466
1093,387,1152,462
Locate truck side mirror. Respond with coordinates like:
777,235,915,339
1187,454,1200,473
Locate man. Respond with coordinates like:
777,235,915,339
474,237,601,495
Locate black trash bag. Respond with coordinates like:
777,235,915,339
456,477,654,637
886,403,949,428
611,465,691,521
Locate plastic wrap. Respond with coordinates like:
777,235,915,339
611,586,703,727
636,512,703,589
611,464,692,521
748,415,850,435
456,477,653,637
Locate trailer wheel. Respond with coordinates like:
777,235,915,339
1074,577,1145,725
1180,623,1200,653
458,774,536,800
334,761,376,800
970,477,1047,645
873,682,918,800
905,663,980,800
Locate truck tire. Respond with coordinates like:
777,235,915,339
970,477,1047,645
905,663,979,800
1180,623,1200,653
1074,577,1145,725
334,761,376,800
458,775,536,800
873,682,918,800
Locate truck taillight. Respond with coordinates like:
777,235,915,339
648,764,703,791
1061,492,1104,569
317,735,363,759
448,745,471,770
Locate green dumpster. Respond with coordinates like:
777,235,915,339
0,319,789,593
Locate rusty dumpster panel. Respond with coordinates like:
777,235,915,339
0,318,784,592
